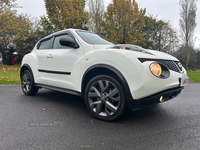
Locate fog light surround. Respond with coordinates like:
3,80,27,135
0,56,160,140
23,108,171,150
150,62,170,79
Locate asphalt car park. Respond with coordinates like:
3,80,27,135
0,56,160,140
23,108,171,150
0,83,199,150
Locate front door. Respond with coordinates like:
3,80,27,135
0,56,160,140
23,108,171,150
45,33,83,91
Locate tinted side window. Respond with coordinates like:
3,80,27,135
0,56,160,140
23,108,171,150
38,38,52,49
53,34,72,49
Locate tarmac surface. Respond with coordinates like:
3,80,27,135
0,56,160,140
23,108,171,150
0,84,199,150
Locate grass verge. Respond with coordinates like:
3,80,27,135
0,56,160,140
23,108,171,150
0,64,21,84
187,70,200,83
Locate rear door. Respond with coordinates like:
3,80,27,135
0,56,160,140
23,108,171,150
45,32,83,91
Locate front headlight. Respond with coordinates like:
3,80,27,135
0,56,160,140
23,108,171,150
150,63,162,77
150,62,170,79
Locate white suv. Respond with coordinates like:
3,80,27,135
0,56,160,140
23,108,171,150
21,29,189,121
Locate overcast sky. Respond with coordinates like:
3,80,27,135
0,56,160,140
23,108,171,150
16,0,200,48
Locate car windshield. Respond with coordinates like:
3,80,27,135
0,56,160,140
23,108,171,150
76,31,114,45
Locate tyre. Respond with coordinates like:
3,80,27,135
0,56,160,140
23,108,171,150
21,70,39,96
84,75,126,121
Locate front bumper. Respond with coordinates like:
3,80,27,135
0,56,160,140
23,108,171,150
127,86,183,109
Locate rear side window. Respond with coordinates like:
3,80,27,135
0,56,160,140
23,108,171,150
38,38,52,49
53,34,72,49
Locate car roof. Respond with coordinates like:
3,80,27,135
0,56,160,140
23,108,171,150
40,28,84,41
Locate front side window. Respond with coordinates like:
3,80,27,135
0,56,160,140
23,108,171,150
53,34,72,49
76,31,114,45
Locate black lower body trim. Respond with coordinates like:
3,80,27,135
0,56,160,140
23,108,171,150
35,83,81,97
38,69,71,75
127,86,184,109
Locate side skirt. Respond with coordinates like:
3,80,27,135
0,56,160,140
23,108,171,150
35,83,82,97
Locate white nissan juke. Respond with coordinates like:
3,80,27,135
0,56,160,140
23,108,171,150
21,29,189,121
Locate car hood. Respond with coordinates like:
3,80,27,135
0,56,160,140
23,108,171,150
147,50,178,61
93,44,178,61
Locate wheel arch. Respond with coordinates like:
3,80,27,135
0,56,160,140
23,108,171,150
81,64,133,101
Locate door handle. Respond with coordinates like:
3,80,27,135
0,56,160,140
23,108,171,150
47,54,53,58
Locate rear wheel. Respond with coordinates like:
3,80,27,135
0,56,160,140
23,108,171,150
84,75,126,121
21,70,38,96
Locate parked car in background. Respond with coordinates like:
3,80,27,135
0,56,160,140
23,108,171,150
1,51,17,65
20,29,189,121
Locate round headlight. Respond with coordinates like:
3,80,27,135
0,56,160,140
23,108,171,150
150,63,162,77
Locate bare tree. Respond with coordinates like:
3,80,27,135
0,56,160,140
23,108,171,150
88,0,104,34
179,0,197,69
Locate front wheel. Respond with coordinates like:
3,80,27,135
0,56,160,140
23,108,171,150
21,70,39,96
84,75,126,121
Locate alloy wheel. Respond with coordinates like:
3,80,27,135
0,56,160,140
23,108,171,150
88,80,121,117
22,71,31,93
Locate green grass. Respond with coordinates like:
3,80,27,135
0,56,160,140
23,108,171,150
187,70,200,83
0,64,21,84
0,64,200,84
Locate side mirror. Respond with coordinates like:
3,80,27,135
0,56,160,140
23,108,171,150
59,37,79,49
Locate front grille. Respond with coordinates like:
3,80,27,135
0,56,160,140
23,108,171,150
174,61,183,72
138,58,183,73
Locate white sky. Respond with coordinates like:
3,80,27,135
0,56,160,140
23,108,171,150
16,0,200,48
